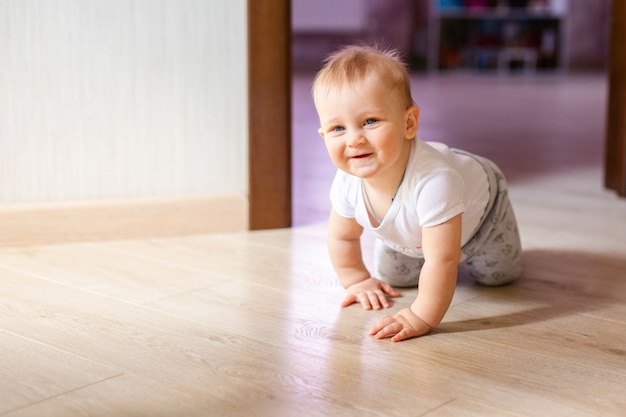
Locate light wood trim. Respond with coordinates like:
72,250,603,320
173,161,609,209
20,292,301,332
0,195,248,247
605,0,626,196
247,0,292,229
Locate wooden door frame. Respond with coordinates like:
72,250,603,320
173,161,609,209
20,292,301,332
247,0,292,229
247,1,625,231
605,0,626,196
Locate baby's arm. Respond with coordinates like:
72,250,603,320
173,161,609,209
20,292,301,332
328,209,399,310
370,214,462,341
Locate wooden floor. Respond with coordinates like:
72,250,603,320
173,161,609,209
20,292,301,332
2,74,626,416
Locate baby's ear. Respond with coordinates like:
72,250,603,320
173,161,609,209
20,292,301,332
318,128,325,139
405,106,420,139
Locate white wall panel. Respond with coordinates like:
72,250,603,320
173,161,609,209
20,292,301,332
0,0,247,204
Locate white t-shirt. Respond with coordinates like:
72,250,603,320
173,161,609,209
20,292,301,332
330,139,490,258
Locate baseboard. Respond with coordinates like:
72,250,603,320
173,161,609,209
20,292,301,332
0,194,248,247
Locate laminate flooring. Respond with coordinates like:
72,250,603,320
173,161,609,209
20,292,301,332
2,73,625,416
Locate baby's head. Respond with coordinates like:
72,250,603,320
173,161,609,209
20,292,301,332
312,44,414,110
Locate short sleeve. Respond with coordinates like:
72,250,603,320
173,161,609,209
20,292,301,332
416,168,466,227
329,170,359,219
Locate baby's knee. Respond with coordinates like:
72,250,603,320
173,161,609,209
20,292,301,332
376,260,421,287
383,271,420,288
374,241,423,287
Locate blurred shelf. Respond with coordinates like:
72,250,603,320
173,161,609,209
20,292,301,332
428,0,569,74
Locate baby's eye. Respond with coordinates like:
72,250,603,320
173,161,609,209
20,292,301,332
331,126,345,133
364,118,377,126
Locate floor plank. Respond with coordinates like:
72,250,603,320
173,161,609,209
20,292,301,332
0,331,121,415
0,243,228,305
5,373,219,417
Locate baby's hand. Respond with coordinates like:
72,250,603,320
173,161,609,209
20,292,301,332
369,308,433,342
341,278,400,310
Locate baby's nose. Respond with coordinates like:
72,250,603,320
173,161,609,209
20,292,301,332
346,132,366,147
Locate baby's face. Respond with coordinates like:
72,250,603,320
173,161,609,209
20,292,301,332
315,75,418,180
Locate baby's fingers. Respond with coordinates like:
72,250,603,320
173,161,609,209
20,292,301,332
342,292,376,310
368,316,391,334
381,281,400,297
369,316,400,338
341,293,358,308
366,289,394,310
342,288,391,310
390,328,413,343
370,290,390,309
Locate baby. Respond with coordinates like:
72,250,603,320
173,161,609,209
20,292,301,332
312,44,522,342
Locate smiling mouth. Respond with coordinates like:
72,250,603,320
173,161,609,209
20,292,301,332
353,153,372,159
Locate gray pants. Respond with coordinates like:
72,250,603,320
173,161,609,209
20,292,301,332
374,155,522,287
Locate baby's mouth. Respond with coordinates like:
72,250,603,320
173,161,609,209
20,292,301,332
353,153,372,159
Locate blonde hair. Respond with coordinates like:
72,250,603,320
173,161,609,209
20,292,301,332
312,44,414,109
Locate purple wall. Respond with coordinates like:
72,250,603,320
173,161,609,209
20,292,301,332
293,0,610,72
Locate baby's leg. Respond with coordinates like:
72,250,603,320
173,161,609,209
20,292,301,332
460,153,522,286
464,194,522,286
374,238,424,288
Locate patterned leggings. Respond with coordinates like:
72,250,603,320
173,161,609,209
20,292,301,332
374,155,522,287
